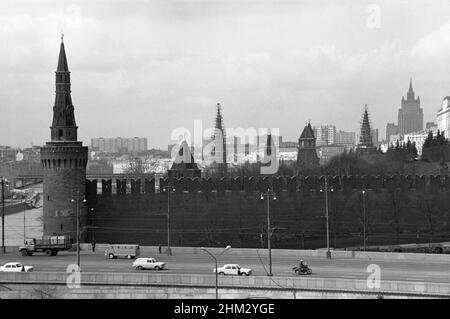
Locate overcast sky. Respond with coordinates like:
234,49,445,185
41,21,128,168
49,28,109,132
2,0,450,149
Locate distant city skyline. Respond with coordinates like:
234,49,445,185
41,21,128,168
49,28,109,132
2,0,450,149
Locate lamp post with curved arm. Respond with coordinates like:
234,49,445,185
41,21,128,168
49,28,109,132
320,175,333,259
71,190,87,268
1,177,7,254
260,188,277,276
201,245,231,299
162,184,175,256
362,190,367,251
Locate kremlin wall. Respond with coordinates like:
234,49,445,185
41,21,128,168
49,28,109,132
83,175,450,249
39,38,450,250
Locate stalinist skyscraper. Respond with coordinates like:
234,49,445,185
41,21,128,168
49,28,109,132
398,79,423,135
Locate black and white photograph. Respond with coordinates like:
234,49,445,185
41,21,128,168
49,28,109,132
1,0,450,307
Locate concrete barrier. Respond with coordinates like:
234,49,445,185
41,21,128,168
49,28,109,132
6,244,450,262
1,271,449,297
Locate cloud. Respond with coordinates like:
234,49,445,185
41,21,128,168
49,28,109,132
411,20,450,61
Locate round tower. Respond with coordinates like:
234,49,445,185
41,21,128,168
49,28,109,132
41,37,88,239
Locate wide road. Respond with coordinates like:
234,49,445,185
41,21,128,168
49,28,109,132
0,249,449,284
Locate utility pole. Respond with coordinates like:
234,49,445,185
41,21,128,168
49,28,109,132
23,202,26,245
76,191,80,267
320,175,332,259
260,188,276,276
90,208,94,247
1,178,6,254
325,176,330,259
71,190,86,268
163,184,175,256
201,245,231,299
362,190,367,251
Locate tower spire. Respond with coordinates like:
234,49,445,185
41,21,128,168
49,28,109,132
51,37,77,141
356,104,376,155
57,37,69,72
212,102,227,175
407,77,415,100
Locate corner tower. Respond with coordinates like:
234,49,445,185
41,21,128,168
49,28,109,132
40,36,88,239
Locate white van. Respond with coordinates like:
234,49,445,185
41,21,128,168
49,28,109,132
105,244,140,259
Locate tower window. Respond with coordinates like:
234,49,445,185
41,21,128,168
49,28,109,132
60,224,63,230
58,130,63,138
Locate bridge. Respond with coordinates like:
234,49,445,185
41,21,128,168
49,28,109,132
0,246,449,299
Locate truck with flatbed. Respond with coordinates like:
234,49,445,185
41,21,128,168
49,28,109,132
19,236,73,256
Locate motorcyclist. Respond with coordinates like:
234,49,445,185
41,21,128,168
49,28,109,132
299,259,307,270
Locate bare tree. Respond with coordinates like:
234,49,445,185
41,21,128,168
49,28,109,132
124,157,150,176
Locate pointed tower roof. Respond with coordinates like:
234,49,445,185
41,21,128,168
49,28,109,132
300,122,315,139
170,138,199,170
406,77,415,100
266,129,272,156
358,104,374,147
57,35,69,72
214,103,225,133
50,36,77,141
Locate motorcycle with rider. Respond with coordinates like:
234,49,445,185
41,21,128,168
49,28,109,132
292,259,312,275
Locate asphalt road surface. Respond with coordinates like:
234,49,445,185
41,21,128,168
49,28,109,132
0,250,449,284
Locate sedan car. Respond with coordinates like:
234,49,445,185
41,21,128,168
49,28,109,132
0,262,34,272
132,258,165,271
214,264,252,276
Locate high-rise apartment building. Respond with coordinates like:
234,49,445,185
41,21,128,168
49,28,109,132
91,137,148,153
335,131,356,151
386,123,399,142
371,128,379,147
313,125,336,146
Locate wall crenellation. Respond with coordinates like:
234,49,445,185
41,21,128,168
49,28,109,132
86,174,450,197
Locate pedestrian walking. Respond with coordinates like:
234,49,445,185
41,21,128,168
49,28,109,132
158,243,162,254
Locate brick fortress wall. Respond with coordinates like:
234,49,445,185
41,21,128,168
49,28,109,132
85,175,450,249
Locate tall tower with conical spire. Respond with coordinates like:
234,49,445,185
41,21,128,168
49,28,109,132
40,36,88,239
398,78,423,135
211,103,227,175
50,35,78,141
357,105,376,155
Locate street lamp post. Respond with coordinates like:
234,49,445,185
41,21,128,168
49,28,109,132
260,188,276,276
320,175,333,259
362,190,367,251
23,202,26,245
201,245,231,299
71,190,86,268
162,184,175,256
1,177,7,254
90,208,94,249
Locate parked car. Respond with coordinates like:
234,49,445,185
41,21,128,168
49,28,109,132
0,262,34,272
214,264,252,276
105,244,140,259
132,258,165,271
